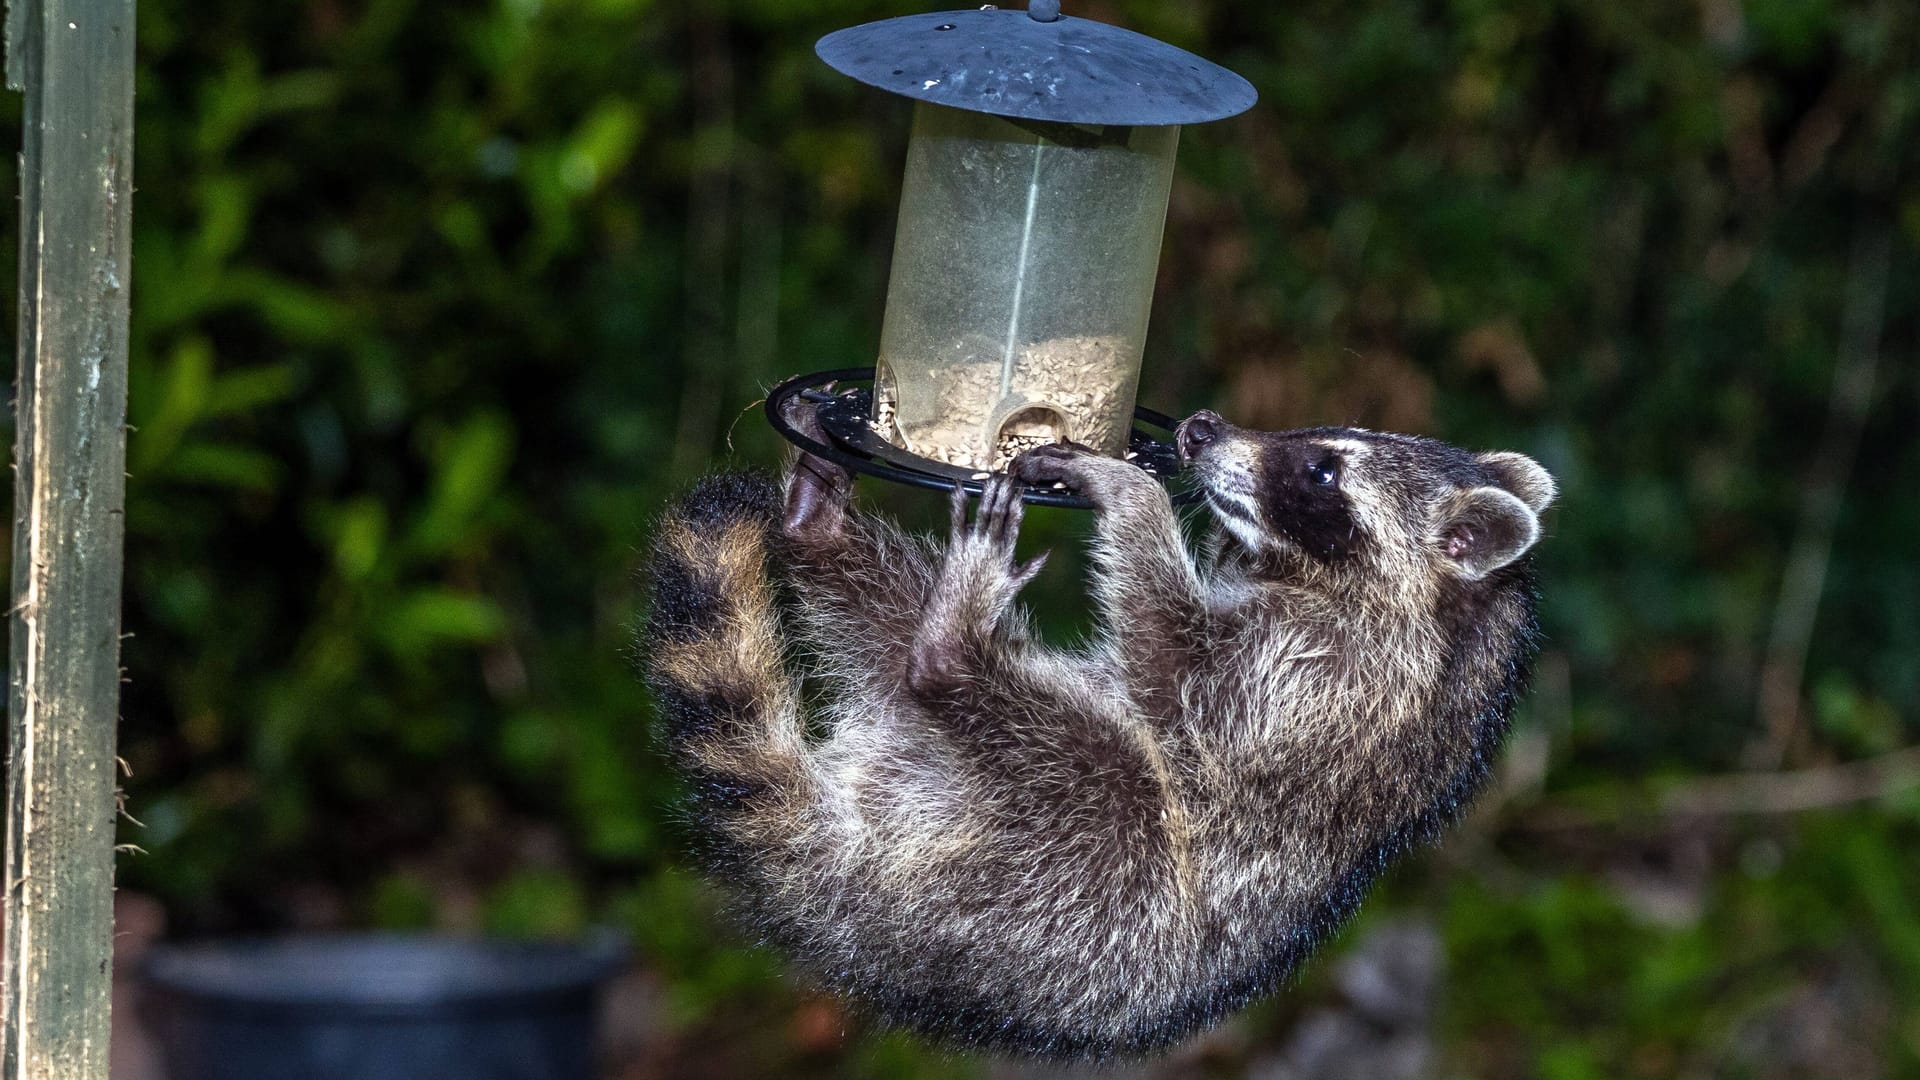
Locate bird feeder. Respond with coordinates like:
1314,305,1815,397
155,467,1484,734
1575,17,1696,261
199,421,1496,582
769,1,1254,505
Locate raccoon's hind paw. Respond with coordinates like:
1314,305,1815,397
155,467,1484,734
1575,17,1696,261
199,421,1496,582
947,477,1048,593
780,393,854,541
909,479,1048,697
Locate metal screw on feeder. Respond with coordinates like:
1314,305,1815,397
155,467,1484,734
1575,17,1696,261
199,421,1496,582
770,1,1254,504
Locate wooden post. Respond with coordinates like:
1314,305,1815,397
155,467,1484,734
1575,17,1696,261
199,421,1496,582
2,0,135,1076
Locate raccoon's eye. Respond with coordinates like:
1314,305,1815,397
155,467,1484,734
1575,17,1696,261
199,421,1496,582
1308,457,1339,487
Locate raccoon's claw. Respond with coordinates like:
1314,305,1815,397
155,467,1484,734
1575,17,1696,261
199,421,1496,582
983,476,1050,589
949,474,1025,546
947,484,971,547
977,473,1023,548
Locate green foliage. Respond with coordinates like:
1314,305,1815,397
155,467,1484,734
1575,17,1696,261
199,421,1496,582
0,0,1915,1072
1440,813,1920,1077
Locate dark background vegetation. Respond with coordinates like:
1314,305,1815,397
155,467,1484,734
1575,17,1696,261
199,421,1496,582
4,0,1918,1076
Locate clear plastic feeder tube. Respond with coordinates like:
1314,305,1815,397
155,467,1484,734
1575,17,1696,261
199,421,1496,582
871,102,1178,472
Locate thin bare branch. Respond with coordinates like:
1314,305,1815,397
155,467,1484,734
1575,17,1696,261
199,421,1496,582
1507,745,1920,834
1752,223,1892,768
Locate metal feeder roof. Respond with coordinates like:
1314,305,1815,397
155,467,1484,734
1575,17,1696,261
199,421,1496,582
816,4,1256,128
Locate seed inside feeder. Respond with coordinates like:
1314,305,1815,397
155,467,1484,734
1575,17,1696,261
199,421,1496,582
876,334,1135,472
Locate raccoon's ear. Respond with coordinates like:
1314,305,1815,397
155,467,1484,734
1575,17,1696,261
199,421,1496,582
1441,487,1540,580
1475,451,1556,514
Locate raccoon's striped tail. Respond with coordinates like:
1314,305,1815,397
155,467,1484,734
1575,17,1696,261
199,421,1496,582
644,471,817,868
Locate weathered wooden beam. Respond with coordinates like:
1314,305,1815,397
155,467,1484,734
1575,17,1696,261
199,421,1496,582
3,0,136,1076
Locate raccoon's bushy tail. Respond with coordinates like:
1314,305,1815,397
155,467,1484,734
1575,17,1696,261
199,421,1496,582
644,471,817,868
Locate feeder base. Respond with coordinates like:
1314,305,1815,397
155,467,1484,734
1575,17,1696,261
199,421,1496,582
765,367,1196,510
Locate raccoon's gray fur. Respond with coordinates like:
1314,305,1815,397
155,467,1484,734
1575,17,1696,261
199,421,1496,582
644,405,1555,1061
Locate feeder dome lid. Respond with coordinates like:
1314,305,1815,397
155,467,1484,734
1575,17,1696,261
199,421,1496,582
816,4,1256,128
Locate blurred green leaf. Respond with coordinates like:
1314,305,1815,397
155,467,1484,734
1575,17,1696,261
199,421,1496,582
163,442,284,491
560,97,644,195
406,412,516,557
378,588,509,654
326,496,389,582
368,873,437,929
217,269,362,343
484,870,588,938
130,335,214,472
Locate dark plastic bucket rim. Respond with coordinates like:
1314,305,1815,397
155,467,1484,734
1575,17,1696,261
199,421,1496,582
139,931,627,1019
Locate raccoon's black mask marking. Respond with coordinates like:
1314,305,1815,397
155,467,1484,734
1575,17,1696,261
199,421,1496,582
1256,434,1361,561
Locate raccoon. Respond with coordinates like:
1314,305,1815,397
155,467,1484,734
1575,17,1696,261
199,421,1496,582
644,403,1555,1060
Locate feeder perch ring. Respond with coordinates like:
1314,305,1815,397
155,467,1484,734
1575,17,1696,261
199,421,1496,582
765,367,1199,510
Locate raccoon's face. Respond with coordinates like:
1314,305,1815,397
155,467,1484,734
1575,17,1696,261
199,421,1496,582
1176,412,1555,587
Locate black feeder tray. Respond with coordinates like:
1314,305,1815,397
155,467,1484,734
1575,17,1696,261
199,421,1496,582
766,368,1198,511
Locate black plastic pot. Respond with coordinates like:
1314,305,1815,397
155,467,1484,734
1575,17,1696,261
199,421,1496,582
141,933,626,1080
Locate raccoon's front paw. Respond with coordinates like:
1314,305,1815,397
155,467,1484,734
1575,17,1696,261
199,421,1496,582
1010,441,1093,488
1013,442,1153,505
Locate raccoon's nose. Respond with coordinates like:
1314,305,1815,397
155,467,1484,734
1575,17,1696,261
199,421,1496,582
1177,411,1222,462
